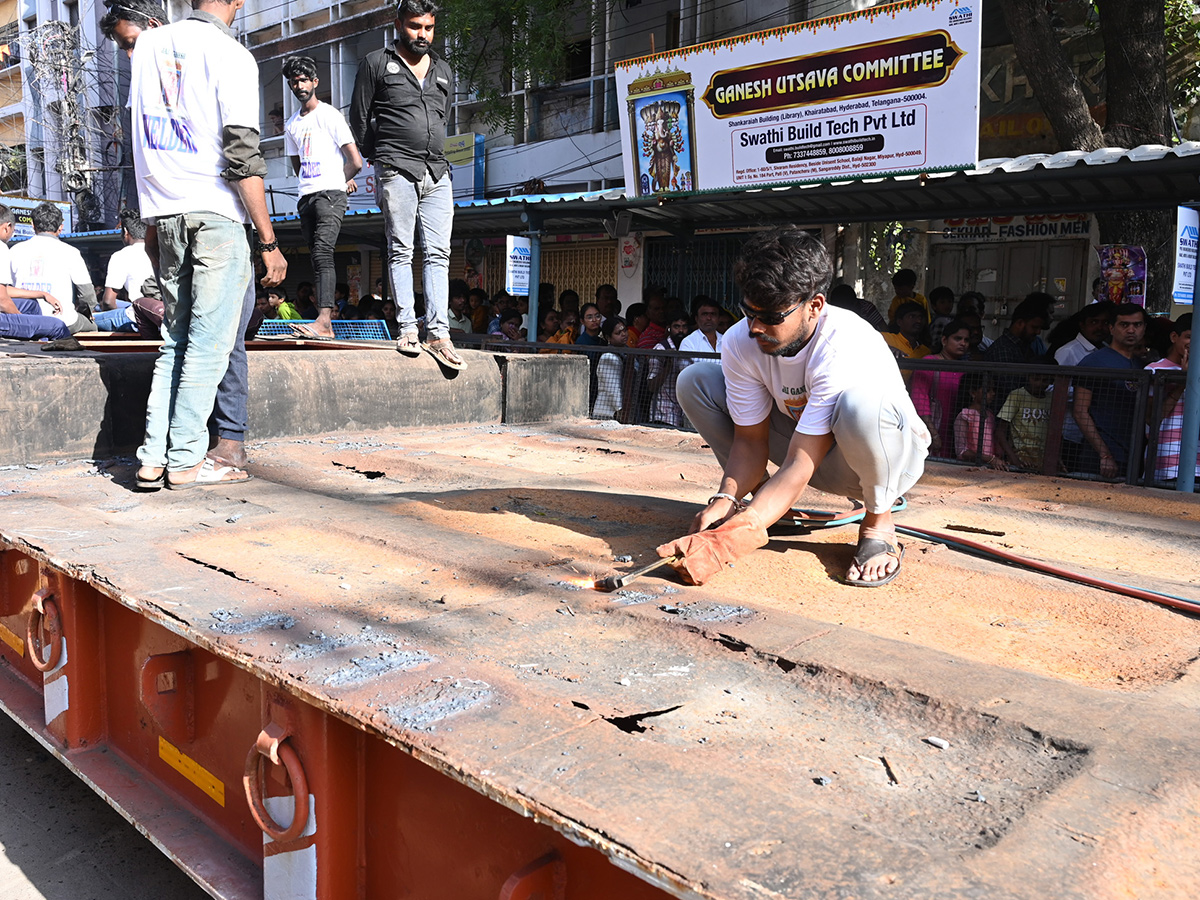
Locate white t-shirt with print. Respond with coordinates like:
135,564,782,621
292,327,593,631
105,242,156,298
130,18,260,223
284,102,355,198
9,235,92,329
721,304,924,437
0,240,11,286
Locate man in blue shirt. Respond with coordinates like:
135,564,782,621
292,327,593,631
1073,303,1147,479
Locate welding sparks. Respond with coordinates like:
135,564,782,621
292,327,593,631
563,577,597,589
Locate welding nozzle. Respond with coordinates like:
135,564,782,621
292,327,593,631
595,555,679,592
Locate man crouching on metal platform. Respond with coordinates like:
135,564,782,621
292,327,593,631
657,226,930,588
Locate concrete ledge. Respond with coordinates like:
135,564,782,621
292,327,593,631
496,353,589,425
0,344,589,463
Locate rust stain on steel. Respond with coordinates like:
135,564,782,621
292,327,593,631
3,425,1200,899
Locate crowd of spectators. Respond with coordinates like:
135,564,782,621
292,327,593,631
837,271,1195,485
1,214,1192,487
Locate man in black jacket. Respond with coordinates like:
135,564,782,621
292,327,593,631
350,0,464,370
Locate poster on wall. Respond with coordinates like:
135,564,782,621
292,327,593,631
614,0,982,196
1171,206,1198,306
1097,245,1147,306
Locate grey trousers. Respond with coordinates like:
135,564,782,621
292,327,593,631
677,362,929,514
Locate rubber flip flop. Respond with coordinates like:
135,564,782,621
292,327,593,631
786,495,907,529
785,506,866,528
843,537,904,588
395,332,421,356
134,467,165,492
422,340,467,371
289,323,336,341
166,458,253,491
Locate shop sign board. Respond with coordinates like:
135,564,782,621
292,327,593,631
614,0,981,196
931,214,1091,243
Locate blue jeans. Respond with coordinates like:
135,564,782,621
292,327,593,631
137,213,251,472
375,166,452,340
210,279,255,442
94,302,137,332
0,298,70,340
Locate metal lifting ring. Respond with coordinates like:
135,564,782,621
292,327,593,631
26,590,62,673
243,734,310,843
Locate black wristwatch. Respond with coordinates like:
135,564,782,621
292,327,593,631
256,238,278,254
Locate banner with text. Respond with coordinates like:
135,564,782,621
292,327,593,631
614,0,981,196
505,235,531,297
1172,206,1198,306
931,214,1091,243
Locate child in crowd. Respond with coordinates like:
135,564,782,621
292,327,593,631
270,288,302,320
491,308,525,343
544,309,579,351
910,318,971,458
624,302,648,347
1146,313,1197,482
997,365,1052,470
888,267,928,323
927,286,955,349
592,316,628,419
954,372,1008,469
536,307,561,343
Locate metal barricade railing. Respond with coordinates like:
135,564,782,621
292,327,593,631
453,334,1188,489
900,357,1175,487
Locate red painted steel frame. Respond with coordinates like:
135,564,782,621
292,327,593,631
0,548,670,900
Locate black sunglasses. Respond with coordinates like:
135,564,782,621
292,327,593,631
739,299,803,326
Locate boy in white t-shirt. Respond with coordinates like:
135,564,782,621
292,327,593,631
658,228,930,588
283,55,362,339
0,203,71,341
95,208,155,332
8,202,98,334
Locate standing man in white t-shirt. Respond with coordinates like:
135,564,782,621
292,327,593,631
95,208,155,332
283,55,362,339
128,0,285,490
657,228,930,588
9,202,98,334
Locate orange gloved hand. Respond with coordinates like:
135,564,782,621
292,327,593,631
655,507,769,586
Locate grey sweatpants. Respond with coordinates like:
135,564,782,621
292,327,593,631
677,362,929,514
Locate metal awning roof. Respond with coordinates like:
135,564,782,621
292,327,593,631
446,142,1200,237
66,142,1200,249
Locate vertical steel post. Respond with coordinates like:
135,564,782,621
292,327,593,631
523,209,543,343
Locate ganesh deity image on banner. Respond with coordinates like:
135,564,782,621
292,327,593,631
639,100,690,193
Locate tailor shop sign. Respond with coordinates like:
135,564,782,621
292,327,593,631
614,0,981,195
932,214,1092,243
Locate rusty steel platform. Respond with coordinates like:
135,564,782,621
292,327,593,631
2,421,1200,900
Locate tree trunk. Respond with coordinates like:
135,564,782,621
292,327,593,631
1099,0,1170,148
997,0,1104,152
1000,0,1176,312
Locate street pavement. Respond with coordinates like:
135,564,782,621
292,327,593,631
0,713,209,900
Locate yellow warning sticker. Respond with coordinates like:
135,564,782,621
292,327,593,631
158,736,226,807
0,621,24,657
